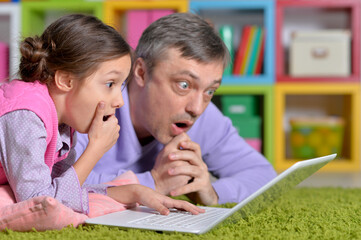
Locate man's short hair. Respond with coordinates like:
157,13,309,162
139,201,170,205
135,12,230,74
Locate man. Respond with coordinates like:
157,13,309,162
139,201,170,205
76,13,277,206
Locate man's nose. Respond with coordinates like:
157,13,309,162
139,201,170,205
185,93,203,118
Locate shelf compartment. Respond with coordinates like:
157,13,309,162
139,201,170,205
275,83,360,172
21,1,104,37
104,0,188,47
276,0,360,82
190,0,275,85
214,85,274,164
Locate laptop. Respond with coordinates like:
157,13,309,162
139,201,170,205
86,154,336,234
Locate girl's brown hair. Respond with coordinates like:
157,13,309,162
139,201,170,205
19,14,132,84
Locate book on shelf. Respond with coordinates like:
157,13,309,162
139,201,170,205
233,25,265,76
254,29,265,75
247,26,262,75
233,25,251,75
219,25,234,76
240,25,256,75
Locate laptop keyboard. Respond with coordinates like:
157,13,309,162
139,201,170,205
129,208,229,229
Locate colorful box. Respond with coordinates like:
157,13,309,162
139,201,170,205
245,138,262,152
221,95,259,118
230,116,262,139
290,117,344,159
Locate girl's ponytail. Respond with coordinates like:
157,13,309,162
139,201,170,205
19,36,52,84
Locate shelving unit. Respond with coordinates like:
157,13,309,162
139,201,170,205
275,83,360,172
191,1,275,163
0,0,359,172
21,1,103,37
274,0,361,172
0,3,20,80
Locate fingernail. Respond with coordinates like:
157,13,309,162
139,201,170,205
99,102,105,109
168,168,174,174
169,153,176,159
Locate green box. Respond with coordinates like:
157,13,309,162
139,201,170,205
221,95,259,118
230,116,262,138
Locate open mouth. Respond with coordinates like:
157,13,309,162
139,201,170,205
103,115,111,121
175,122,188,129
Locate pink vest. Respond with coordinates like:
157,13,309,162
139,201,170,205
0,80,72,184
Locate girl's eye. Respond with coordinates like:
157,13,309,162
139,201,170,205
179,81,189,89
106,82,114,88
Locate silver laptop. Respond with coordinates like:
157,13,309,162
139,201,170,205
86,154,336,234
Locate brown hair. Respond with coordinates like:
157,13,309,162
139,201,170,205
19,14,132,85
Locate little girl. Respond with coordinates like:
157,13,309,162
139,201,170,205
0,14,203,216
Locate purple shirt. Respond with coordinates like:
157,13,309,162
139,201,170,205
76,88,277,204
0,110,107,214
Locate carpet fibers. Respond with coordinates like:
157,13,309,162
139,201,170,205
1,188,360,240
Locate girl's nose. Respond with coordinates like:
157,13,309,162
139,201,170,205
114,92,124,108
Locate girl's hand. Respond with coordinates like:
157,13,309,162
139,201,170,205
73,102,120,185
107,184,205,215
87,101,120,155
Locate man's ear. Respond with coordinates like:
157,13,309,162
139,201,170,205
133,58,148,87
54,70,74,92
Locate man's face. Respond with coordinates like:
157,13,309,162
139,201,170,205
132,48,224,144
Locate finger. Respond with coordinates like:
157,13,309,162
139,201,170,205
170,182,198,197
169,150,204,166
92,101,106,126
146,200,170,215
179,140,201,155
162,198,205,215
169,133,191,149
168,165,200,178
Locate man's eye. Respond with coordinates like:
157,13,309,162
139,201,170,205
207,89,215,96
106,82,114,88
179,81,189,89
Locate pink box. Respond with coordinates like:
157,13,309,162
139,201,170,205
0,42,9,83
126,10,175,50
126,10,149,49
245,138,262,152
149,10,175,23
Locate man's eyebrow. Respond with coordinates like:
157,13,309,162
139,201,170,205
172,71,222,86
171,70,200,81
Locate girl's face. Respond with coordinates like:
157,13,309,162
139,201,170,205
65,55,131,133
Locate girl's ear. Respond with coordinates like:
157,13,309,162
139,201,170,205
54,70,74,92
133,58,148,87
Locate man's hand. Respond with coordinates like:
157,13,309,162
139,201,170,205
167,139,219,206
151,133,192,195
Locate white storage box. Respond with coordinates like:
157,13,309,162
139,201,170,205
289,30,351,77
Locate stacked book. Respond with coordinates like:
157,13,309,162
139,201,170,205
233,25,265,76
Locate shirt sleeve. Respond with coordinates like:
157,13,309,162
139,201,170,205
0,110,100,214
190,103,278,204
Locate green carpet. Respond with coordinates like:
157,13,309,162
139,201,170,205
1,188,360,240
